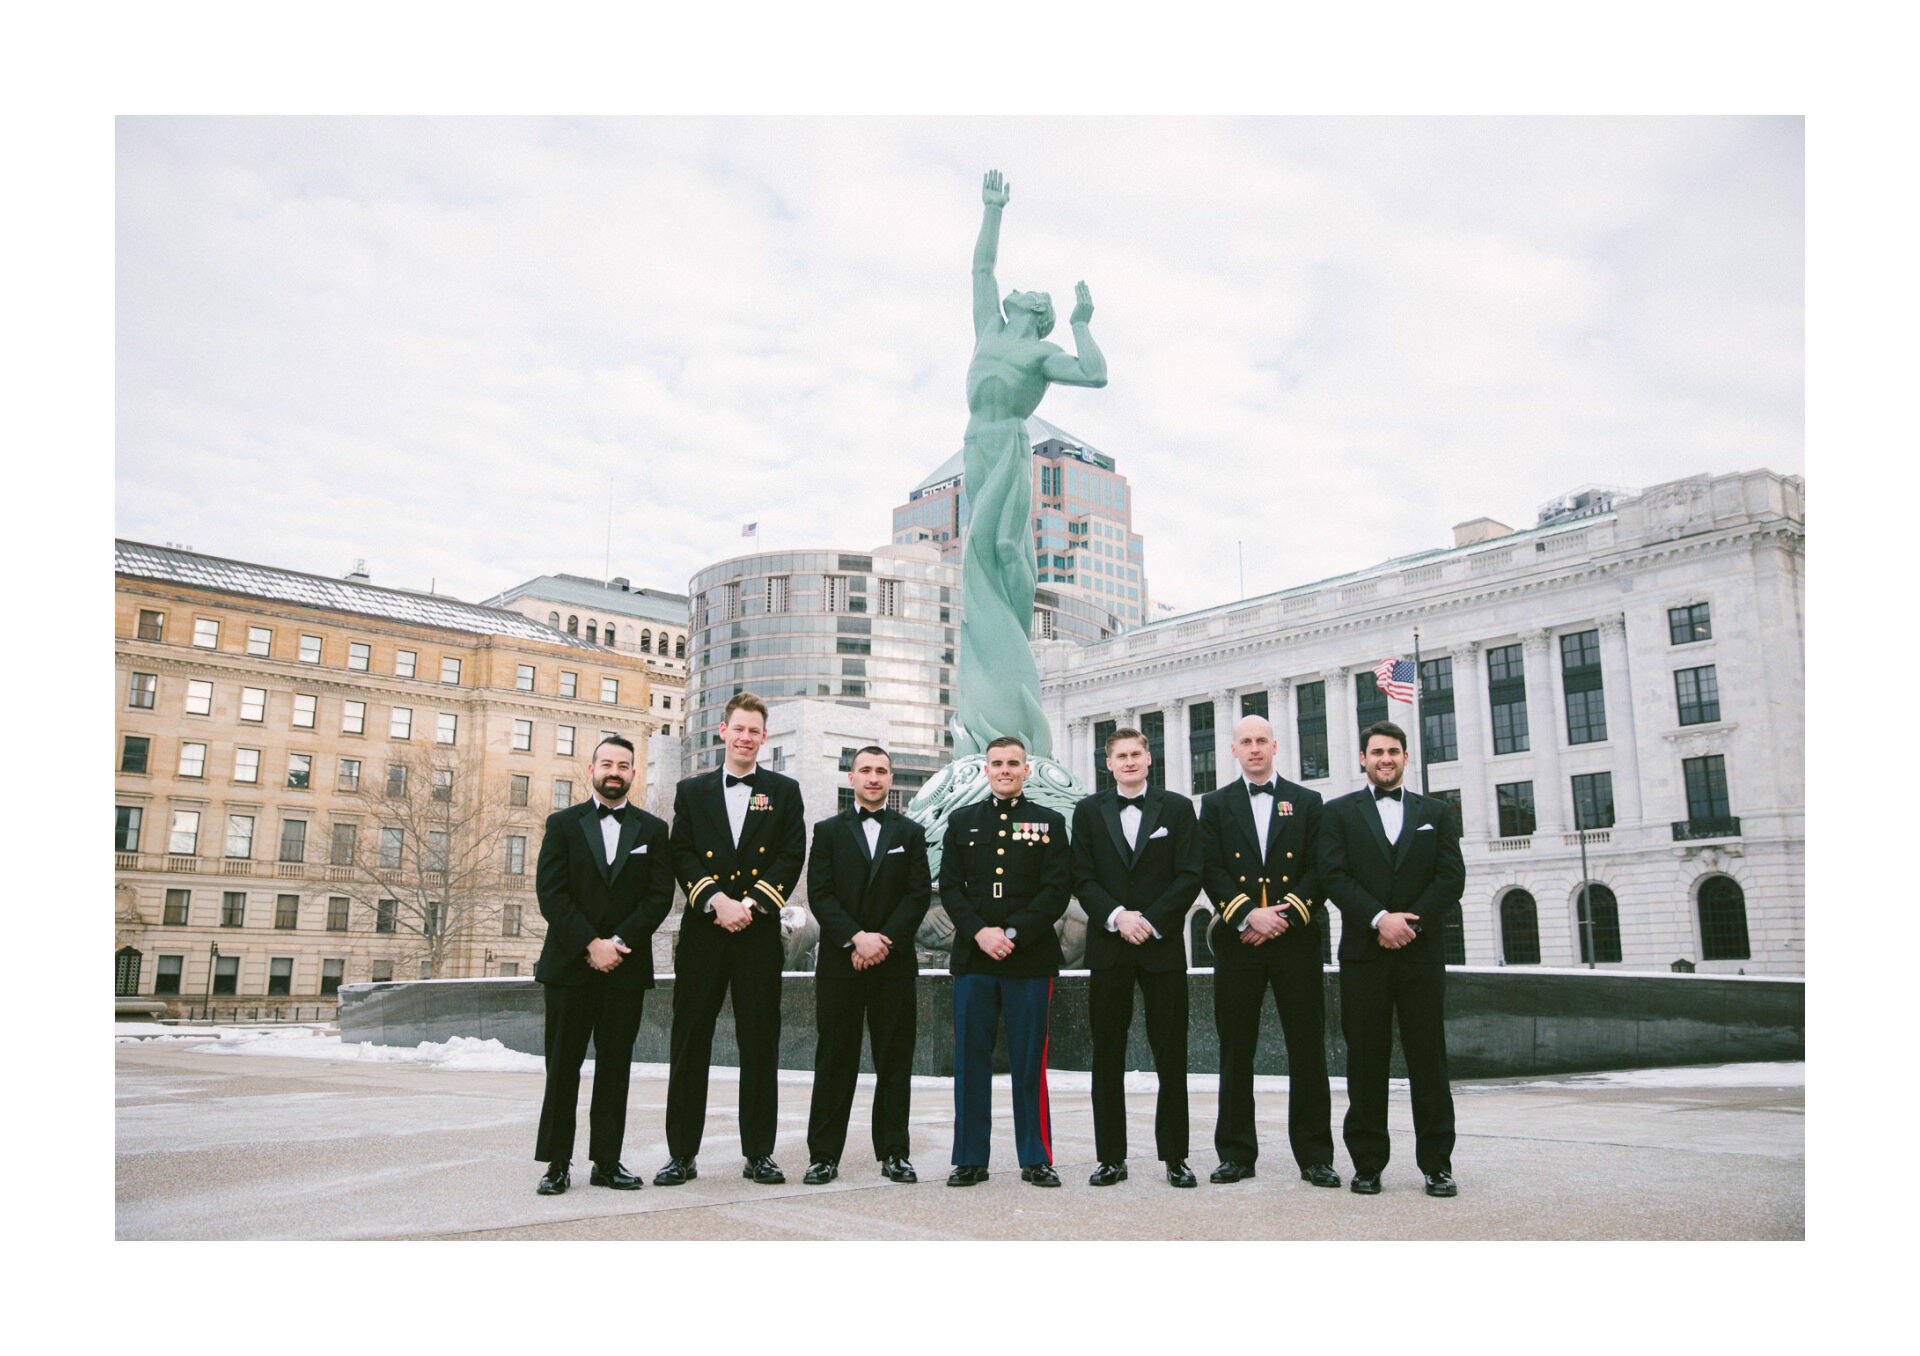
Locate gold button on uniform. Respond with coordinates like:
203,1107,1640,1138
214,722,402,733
997,848,1005,855
759,846,767,854
1286,851,1294,859
706,850,714,859
995,867,1004,875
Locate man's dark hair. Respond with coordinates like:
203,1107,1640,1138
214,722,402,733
1360,720,1408,754
1105,726,1148,756
850,745,892,767
593,733,636,759
723,691,769,723
984,735,1027,756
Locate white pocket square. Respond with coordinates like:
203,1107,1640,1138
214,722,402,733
887,845,906,855
1149,826,1169,840
629,844,649,854
1416,823,1435,832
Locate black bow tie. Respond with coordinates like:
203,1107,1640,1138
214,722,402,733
596,802,627,822
1373,786,1404,803
1117,794,1146,811
857,807,883,822
726,772,758,789
1247,782,1276,797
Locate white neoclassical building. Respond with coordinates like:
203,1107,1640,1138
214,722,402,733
1038,469,1805,976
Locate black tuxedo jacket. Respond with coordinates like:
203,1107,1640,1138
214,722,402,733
1317,787,1464,965
669,767,806,961
1070,786,1201,974
1196,776,1326,970
533,801,675,988
807,807,932,979
940,795,1070,978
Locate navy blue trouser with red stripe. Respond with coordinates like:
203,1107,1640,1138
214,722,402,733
951,974,1053,1168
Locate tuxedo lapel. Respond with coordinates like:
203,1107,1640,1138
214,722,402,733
1099,793,1131,863
865,813,894,890
578,807,614,884
1392,794,1421,869
606,809,643,884
1132,792,1165,866
1359,793,1395,866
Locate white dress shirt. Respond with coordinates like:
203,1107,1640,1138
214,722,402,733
1104,791,1160,937
1370,785,1406,929
723,774,752,846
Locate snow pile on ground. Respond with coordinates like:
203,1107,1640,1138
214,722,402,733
116,1023,545,1074
1509,1061,1805,1090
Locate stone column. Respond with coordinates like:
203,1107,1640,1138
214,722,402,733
1596,614,1643,826
1165,697,1190,795
1214,687,1239,782
1067,718,1091,787
1322,668,1353,795
1270,679,1295,782
1451,642,1488,840
1521,630,1566,834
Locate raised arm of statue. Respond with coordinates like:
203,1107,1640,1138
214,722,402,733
1039,281,1107,388
973,170,1008,338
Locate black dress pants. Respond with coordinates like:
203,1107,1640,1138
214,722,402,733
1089,962,1189,1164
1212,957,1334,1169
805,969,917,1164
664,939,782,1161
535,978,647,1165
1339,954,1454,1176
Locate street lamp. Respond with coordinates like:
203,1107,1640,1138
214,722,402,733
1577,828,1595,970
205,941,220,1017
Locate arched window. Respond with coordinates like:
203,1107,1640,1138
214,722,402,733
1576,883,1622,964
603,625,615,647
1500,889,1540,965
1698,876,1751,961
547,611,560,629
586,620,598,644
566,615,578,635
674,636,686,659
641,629,652,652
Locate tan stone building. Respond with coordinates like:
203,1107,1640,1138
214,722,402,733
482,573,689,737
114,541,663,1016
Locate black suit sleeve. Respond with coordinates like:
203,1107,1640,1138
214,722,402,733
881,825,932,951
612,817,675,945
1283,791,1324,923
1197,798,1253,927
807,819,859,950
1318,799,1387,932
536,810,597,960
671,780,722,912
1070,798,1123,924
1409,800,1465,927
941,808,985,943
1142,797,1202,937
749,782,807,915
1006,811,1071,941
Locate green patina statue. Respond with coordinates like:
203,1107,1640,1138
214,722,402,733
952,168,1108,760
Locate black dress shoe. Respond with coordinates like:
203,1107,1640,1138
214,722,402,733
743,1156,786,1185
1020,1163,1062,1188
1209,1161,1256,1184
536,1162,570,1195
881,1154,918,1183
802,1160,838,1185
1300,1163,1342,1189
653,1157,698,1186
1424,1171,1458,1197
946,1164,989,1187
1166,1161,1197,1188
1087,1162,1128,1187
1351,1171,1382,1195
589,1162,642,1190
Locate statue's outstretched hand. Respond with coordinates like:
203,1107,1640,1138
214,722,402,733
1071,280,1094,325
983,169,1009,208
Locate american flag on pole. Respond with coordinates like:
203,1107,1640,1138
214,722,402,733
1372,658,1417,704
741,521,758,538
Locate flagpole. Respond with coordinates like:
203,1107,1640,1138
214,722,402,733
1414,627,1428,796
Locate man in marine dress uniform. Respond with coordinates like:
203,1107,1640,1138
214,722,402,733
656,692,806,1187
532,735,675,1196
1070,726,1202,1188
941,736,1071,1188
1318,720,1465,1198
1196,714,1341,1189
801,745,932,1185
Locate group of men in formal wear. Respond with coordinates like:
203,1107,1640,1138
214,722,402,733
530,689,1465,1201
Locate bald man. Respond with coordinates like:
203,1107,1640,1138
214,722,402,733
1194,715,1339,1188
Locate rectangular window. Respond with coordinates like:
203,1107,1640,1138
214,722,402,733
212,955,239,994
379,829,404,869
876,578,899,618
225,814,255,859
193,618,220,649
557,725,575,757
768,576,790,614
1561,630,1607,745
1675,665,1721,726
240,687,266,722
1239,690,1269,722
1140,710,1167,789
1296,680,1329,781
432,768,454,802
1432,787,1466,838
221,891,246,927
178,742,207,778
325,894,349,932
247,625,273,657
116,805,143,852
427,831,450,873
1093,719,1116,792
1683,754,1732,825
1496,780,1536,838
268,957,294,995
121,735,151,774
279,818,308,862
503,903,522,937
386,764,407,798
426,902,446,937
138,609,165,641
395,649,417,679
338,758,361,793
342,700,366,735
1487,643,1530,755
376,898,397,933
320,958,345,996
292,694,317,729
1420,657,1457,763
234,747,261,784
436,713,458,745
600,677,619,705
128,671,157,709
155,955,184,994
505,835,526,875
553,778,573,810
511,718,533,752
559,670,577,699
286,753,312,790
163,888,190,925
185,679,213,716
390,707,413,740
169,810,199,855
1572,772,1616,831
1354,671,1388,743
508,774,529,807
348,641,371,671
516,663,535,691
1189,700,1217,794
440,656,462,685
838,786,857,813
330,822,357,866
1668,602,1712,645
275,895,299,929
298,634,323,664
371,960,394,982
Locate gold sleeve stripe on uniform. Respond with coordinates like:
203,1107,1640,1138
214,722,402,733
686,875,718,898
1221,894,1251,923
1284,893,1311,924
753,880,786,908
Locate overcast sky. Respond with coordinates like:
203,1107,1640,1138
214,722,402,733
115,116,1802,614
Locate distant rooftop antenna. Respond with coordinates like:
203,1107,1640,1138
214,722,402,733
345,558,370,582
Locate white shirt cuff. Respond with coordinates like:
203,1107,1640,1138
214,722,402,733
1371,910,1388,929
1106,907,1123,932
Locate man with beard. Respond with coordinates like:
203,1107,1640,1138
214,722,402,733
531,734,675,1196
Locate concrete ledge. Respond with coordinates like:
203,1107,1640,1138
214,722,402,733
338,967,1802,1079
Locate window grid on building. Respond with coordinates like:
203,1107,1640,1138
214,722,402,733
1296,680,1328,781
1576,883,1622,964
1560,630,1607,744
1675,665,1720,726
1354,671,1388,747
1683,754,1732,826
1495,780,1536,838
1140,710,1166,790
122,735,150,774
275,894,300,929
1698,877,1751,961
221,891,246,927
1668,602,1712,645
162,888,189,925
1572,771,1615,831
1500,890,1541,965
1093,719,1117,792
1189,699,1217,794
1487,643,1530,754
279,819,307,863
1419,657,1457,763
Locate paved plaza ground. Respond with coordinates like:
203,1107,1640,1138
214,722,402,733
115,1032,1802,1242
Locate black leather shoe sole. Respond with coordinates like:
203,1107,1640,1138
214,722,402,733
1351,1174,1383,1195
